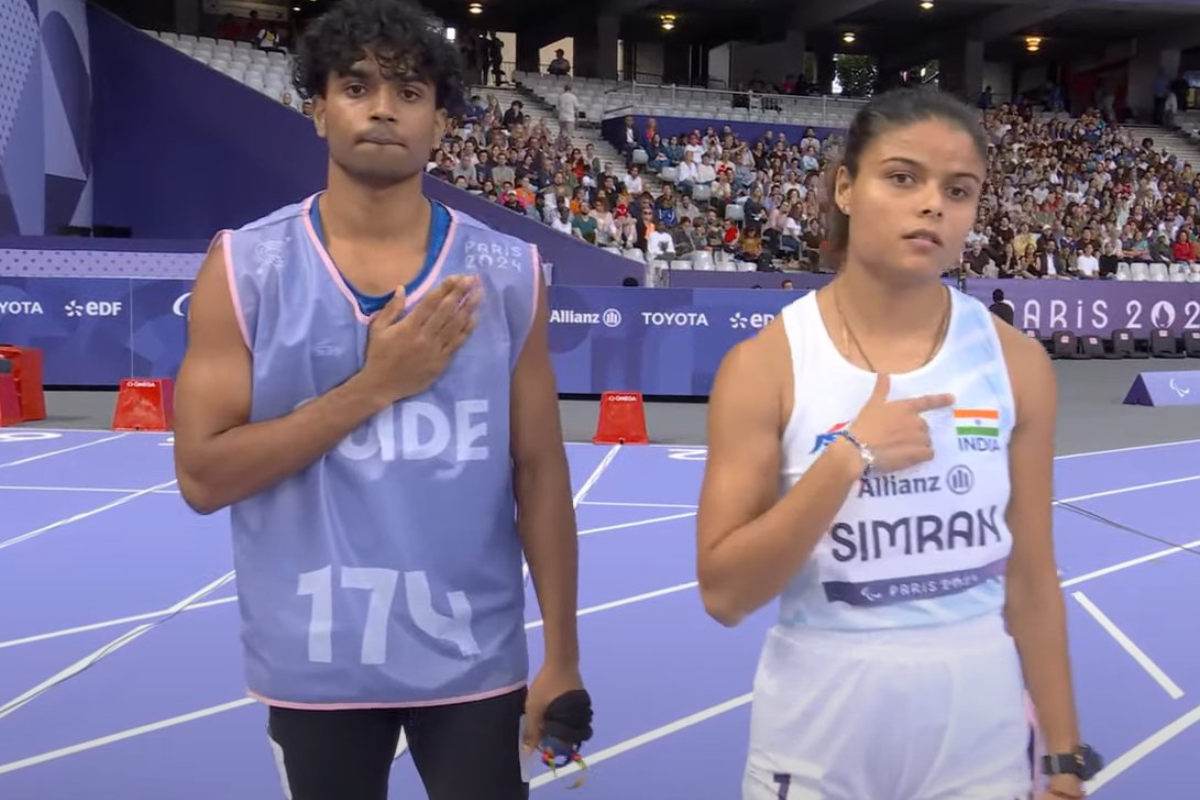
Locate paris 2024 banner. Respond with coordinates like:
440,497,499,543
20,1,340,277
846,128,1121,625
1,276,1198,395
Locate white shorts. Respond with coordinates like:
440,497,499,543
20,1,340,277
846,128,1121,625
743,612,1033,800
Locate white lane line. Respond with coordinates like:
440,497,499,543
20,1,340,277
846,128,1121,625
1056,474,1200,504
11,517,1194,654
0,698,258,776
0,480,179,552
579,512,695,538
525,582,697,630
1071,591,1184,700
1054,437,1200,461
21,431,1200,458
562,437,1200,459
1086,701,1200,794
572,444,622,507
1,546,1195,778
0,571,235,721
0,433,129,469
0,595,239,651
0,577,702,773
531,693,753,788
9,468,1198,507
0,485,181,494
2,508,694,652
1059,538,1200,588
525,444,622,584
3,577,699,653
582,500,698,509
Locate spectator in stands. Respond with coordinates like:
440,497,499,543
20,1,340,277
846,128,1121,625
641,118,659,149
486,32,504,85
252,15,285,53
244,10,263,42
218,13,243,40
676,150,699,192
1074,242,1100,278
547,49,571,77
963,240,991,276
502,100,525,128
625,165,644,194
739,225,763,261
1173,229,1196,262
673,217,701,256
1036,238,1069,278
645,215,676,259
571,200,598,242
590,199,615,244
551,206,572,234
646,134,670,172
618,116,639,163
989,288,1015,324
1098,242,1120,277
422,67,1200,278
557,84,580,139
490,152,515,188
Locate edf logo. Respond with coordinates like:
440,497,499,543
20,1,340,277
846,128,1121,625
64,300,124,317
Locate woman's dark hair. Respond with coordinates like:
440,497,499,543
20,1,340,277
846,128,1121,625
824,87,988,265
293,0,466,116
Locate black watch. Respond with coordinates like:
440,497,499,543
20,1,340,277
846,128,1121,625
1042,744,1104,781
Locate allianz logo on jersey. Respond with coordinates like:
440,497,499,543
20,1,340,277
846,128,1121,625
857,465,974,499
550,308,622,328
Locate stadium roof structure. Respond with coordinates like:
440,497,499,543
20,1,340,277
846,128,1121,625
390,0,1200,61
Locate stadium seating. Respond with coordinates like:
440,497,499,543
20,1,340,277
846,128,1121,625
140,27,1200,286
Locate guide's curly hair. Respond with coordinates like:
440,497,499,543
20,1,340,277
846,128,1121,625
292,0,466,116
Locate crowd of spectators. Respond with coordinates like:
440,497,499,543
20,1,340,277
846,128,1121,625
962,105,1200,279
427,83,1200,280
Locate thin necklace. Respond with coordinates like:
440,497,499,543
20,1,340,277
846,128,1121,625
832,281,952,374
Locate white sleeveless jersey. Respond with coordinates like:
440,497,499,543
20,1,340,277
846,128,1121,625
775,287,1016,631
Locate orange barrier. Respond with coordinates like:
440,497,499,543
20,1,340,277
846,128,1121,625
0,346,46,422
0,374,21,427
112,378,175,431
592,391,649,445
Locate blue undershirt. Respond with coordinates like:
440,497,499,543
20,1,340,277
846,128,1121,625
309,195,451,316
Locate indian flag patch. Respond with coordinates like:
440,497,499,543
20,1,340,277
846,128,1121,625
954,408,1000,438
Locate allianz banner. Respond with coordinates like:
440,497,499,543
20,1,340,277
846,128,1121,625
0,278,792,394
3,277,1200,394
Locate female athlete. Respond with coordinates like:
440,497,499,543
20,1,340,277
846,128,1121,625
695,88,1100,800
